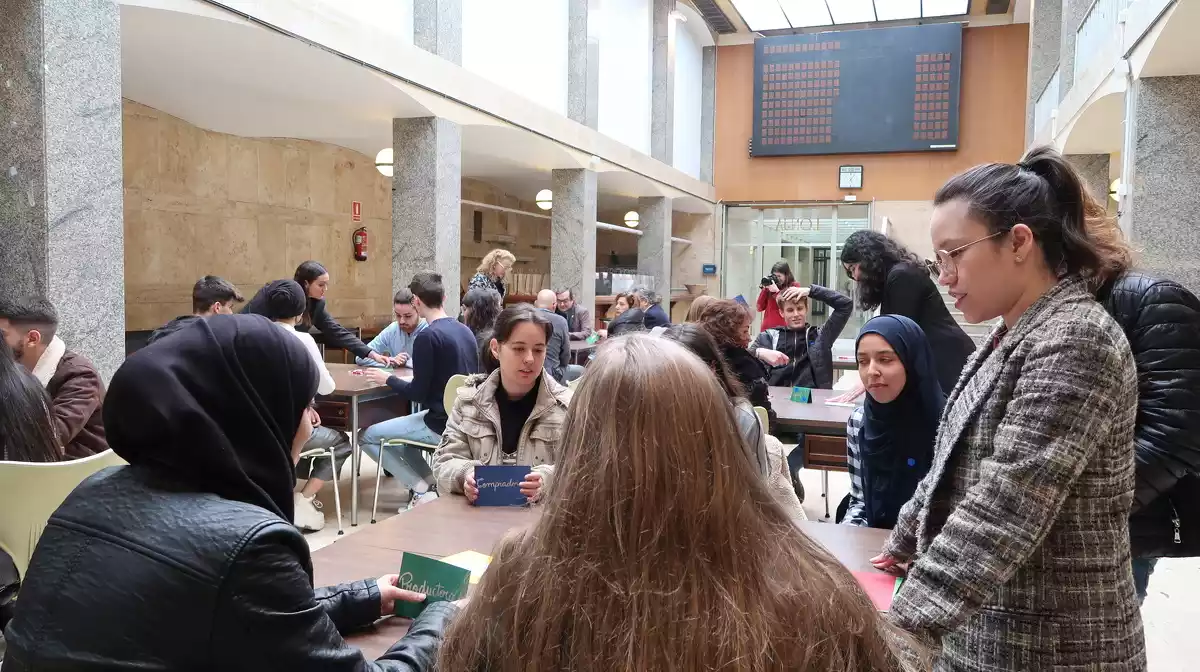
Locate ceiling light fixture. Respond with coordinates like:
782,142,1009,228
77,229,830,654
624,211,640,228
536,189,553,210
1109,178,1122,203
375,148,393,177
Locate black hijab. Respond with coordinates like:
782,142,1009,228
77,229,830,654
856,314,946,528
103,314,319,521
259,280,308,321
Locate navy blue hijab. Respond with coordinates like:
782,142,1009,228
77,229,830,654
856,314,946,528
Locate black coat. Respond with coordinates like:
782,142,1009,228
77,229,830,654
1,466,456,670
1098,271,1200,558
880,263,975,393
243,289,372,359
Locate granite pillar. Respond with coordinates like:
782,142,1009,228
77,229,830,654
1065,154,1110,205
567,0,599,128
392,117,463,315
637,196,672,299
1026,0,1063,143
550,169,598,321
700,45,716,184
650,0,676,164
0,0,124,382
1126,76,1200,292
413,0,462,65
1058,0,1092,100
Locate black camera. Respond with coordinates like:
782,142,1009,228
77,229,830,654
760,276,777,289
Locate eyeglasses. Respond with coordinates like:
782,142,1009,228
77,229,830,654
934,231,1005,279
842,263,855,279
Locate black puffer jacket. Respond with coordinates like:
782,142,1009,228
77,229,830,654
1098,271,1200,558
1,467,456,670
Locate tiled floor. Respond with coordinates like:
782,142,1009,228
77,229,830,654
305,453,1196,671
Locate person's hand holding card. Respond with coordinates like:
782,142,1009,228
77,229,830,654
375,574,426,617
463,467,479,503
519,472,543,502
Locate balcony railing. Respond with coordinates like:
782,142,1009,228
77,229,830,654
1033,68,1060,136
1075,0,1132,81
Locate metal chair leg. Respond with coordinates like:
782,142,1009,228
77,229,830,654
328,450,343,535
822,470,831,519
371,443,386,524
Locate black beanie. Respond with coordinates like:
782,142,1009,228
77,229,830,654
262,280,307,321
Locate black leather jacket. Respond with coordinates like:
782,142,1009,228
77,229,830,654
2,466,456,670
1098,271,1200,558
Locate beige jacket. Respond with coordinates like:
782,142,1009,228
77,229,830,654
432,369,572,495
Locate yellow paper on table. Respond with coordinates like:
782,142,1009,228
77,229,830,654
442,550,493,585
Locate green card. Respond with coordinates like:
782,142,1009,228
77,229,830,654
394,552,471,619
790,386,812,403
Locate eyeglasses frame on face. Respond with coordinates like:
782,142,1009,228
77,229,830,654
934,230,1006,278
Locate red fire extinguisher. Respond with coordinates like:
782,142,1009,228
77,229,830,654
352,227,368,262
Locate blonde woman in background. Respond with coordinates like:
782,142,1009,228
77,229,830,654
468,249,516,300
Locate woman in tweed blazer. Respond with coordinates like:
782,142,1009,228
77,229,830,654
873,148,1146,671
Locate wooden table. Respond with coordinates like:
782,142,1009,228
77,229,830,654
769,386,857,518
312,496,887,659
318,364,414,526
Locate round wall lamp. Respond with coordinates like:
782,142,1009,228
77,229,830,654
624,211,640,228
1109,178,1121,203
536,189,553,210
375,148,394,177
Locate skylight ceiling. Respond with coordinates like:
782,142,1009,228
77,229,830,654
730,0,969,31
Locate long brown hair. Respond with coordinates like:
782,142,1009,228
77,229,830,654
695,299,752,349
685,294,716,322
438,335,920,671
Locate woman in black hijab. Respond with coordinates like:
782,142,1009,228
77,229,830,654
3,315,456,670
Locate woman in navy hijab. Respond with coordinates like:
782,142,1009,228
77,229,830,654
844,314,946,529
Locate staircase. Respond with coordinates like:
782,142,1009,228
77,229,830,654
938,285,999,345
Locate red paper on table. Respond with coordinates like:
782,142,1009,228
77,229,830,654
851,570,903,612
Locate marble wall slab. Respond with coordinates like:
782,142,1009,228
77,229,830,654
637,196,672,299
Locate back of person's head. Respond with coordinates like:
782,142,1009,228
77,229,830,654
684,295,715,323
483,304,553,375
104,314,318,520
439,334,918,671
0,338,59,462
408,271,445,309
695,299,752,350
607,307,646,337
534,289,557,310
192,275,244,315
259,280,307,322
632,286,660,307
839,230,922,311
462,287,502,335
662,324,745,399
934,145,1113,282
0,296,59,342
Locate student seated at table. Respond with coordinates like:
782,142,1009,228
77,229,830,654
606,306,646,337
148,275,244,345
663,324,805,521
693,299,772,416
0,339,60,462
432,305,571,503
261,280,348,533
841,315,944,529
360,272,478,509
533,290,573,384
435,334,925,671
0,296,108,458
2,315,453,670
357,289,428,368
750,284,853,389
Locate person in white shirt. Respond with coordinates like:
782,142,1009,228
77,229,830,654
260,280,347,532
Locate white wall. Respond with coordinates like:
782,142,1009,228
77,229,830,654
462,0,569,116
597,0,652,154
672,17,703,179
311,0,413,42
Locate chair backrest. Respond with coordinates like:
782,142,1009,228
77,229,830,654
443,374,469,414
753,406,769,433
0,450,126,577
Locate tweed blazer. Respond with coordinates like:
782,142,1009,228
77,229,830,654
883,277,1146,671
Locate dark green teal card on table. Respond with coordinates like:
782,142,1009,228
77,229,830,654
790,386,812,403
394,552,471,619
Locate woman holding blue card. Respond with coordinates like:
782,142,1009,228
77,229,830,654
842,315,944,529
433,305,571,504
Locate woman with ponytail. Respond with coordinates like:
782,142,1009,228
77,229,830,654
873,147,1146,670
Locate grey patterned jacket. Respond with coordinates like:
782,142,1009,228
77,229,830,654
883,277,1146,671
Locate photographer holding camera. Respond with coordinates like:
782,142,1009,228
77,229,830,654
756,261,802,331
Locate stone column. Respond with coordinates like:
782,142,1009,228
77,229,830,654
413,0,462,64
637,196,672,300
567,0,599,128
0,0,124,381
550,169,598,320
1026,0,1063,143
1058,0,1093,100
700,45,716,184
1126,76,1200,292
650,0,676,164
1065,154,1109,205
392,117,463,315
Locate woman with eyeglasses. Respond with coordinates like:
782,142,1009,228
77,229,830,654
840,230,975,393
872,147,1145,671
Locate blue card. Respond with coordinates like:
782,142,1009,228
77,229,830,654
474,465,530,507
